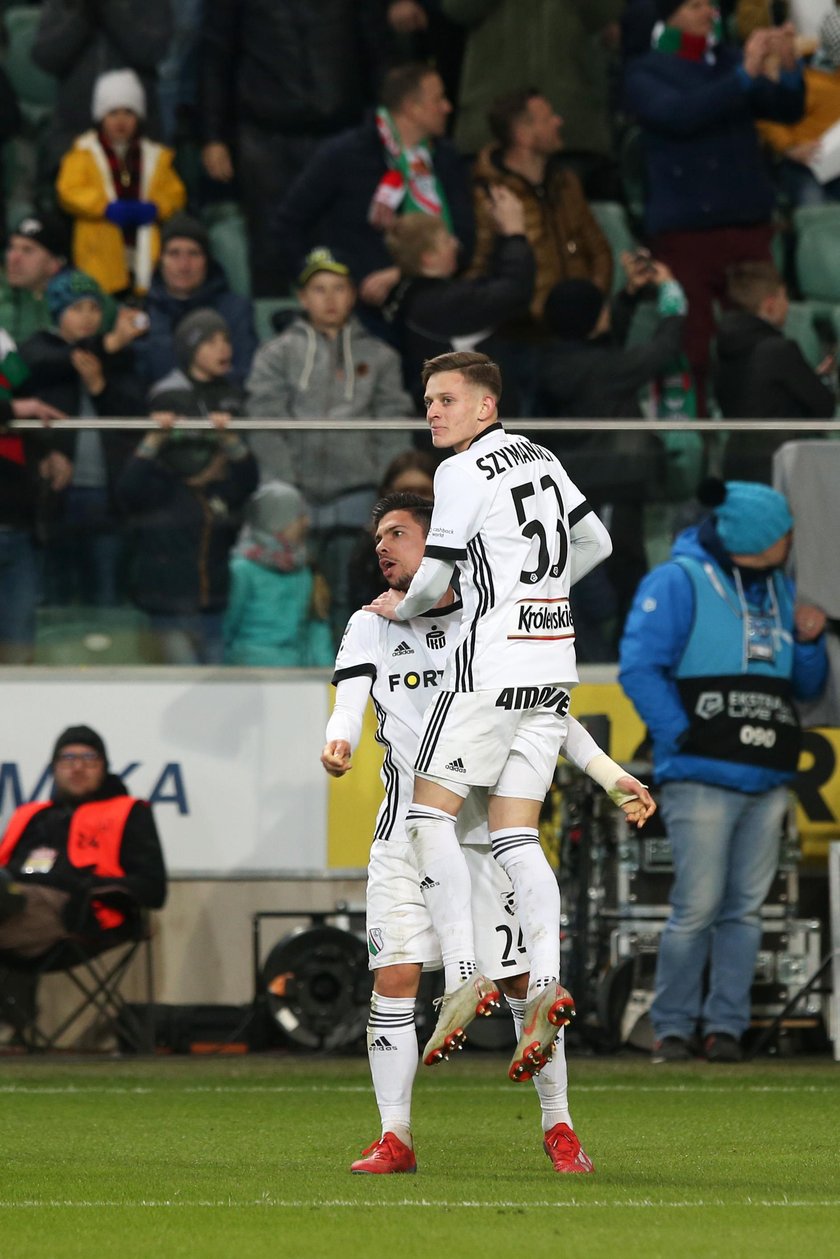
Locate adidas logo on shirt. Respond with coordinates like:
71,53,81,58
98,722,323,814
392,641,413,657
370,1036,397,1051
445,757,466,773
419,875,440,890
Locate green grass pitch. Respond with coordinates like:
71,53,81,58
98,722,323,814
1,1052,837,1259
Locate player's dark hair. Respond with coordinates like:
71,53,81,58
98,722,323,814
372,492,434,534
379,63,437,113
421,350,502,401
487,87,542,149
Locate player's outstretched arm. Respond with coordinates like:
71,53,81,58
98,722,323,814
562,718,657,829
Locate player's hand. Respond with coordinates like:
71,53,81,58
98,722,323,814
363,589,405,620
321,740,352,777
613,776,657,829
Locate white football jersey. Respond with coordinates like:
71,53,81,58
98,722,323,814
424,424,590,691
332,600,468,842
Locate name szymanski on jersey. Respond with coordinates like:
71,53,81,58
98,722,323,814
423,425,590,691
332,600,463,842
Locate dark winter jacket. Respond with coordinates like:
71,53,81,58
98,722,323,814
714,310,835,482
624,45,805,236
536,289,684,498
274,118,475,286
390,234,534,407
133,261,257,387
32,0,172,172
18,329,143,509
148,368,246,417
200,0,388,142
0,772,167,920
117,442,258,614
0,427,51,532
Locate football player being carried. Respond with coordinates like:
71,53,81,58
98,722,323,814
323,492,655,1175
364,352,630,1080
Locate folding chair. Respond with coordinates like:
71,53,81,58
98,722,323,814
0,887,156,1053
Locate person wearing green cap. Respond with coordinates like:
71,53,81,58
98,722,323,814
619,477,827,1063
247,245,413,643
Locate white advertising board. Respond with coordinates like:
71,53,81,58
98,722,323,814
0,671,331,877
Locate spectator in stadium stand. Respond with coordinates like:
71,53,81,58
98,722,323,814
133,214,257,388
0,331,68,664
714,260,835,482
756,9,840,207
117,411,258,666
623,1,805,414
199,0,391,296
147,308,246,421
465,87,613,415
32,0,172,177
55,70,186,298
385,0,466,115
536,254,688,661
274,63,474,335
384,189,534,410
19,270,147,608
0,724,166,965
442,0,623,196
0,215,70,345
619,479,827,1064
246,246,412,643
0,65,21,236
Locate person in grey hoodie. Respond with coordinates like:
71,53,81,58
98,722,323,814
246,246,413,641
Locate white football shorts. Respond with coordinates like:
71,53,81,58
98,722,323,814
365,837,530,977
413,687,570,799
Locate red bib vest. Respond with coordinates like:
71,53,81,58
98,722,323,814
0,796,139,929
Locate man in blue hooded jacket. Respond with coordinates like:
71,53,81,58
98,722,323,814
619,479,827,1062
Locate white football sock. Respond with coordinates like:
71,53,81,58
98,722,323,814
505,996,572,1133
367,993,418,1145
406,804,476,991
490,827,560,993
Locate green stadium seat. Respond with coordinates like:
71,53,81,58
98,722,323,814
793,205,840,303
783,299,830,369
589,200,640,294
253,296,300,343
202,202,251,298
618,125,646,228
33,607,161,666
1,6,56,112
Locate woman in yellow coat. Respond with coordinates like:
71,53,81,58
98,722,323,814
57,69,186,296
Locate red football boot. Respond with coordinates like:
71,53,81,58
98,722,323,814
543,1123,595,1174
350,1131,417,1175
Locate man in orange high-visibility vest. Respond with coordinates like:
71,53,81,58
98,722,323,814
0,725,166,960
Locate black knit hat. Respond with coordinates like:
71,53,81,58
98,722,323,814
161,212,211,258
174,307,229,371
543,279,606,341
11,211,70,260
51,725,108,765
655,0,686,21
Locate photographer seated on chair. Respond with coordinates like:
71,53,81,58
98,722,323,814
0,725,167,966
